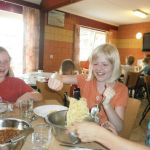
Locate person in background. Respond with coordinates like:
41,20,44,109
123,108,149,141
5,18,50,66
0,46,42,106
121,55,136,84
59,59,78,97
135,57,150,98
141,57,150,75
59,59,76,75
69,122,150,150
48,44,128,132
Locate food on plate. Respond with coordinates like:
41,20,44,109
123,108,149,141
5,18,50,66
0,128,21,144
66,97,89,126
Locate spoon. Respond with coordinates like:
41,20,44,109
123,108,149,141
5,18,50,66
7,127,34,143
90,85,107,123
90,104,100,123
69,131,81,144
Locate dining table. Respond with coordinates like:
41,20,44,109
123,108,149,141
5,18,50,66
18,71,52,88
6,99,108,150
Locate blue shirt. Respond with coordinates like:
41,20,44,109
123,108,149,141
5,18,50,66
143,65,150,75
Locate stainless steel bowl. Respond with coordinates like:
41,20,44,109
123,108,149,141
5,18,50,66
0,118,33,150
45,110,80,144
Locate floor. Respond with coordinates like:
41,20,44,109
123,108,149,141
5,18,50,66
129,97,149,144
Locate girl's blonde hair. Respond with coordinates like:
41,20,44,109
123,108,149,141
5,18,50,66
0,47,11,60
0,47,12,76
87,43,121,83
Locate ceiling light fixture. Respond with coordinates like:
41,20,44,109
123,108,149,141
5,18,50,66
133,9,148,18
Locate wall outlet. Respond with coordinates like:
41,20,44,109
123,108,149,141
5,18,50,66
49,54,53,59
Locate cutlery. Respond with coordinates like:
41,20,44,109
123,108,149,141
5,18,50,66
90,85,107,123
59,143,104,150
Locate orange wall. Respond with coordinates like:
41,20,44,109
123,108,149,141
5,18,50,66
43,13,117,72
117,22,150,64
43,12,150,72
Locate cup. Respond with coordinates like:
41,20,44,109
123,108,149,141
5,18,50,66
0,102,8,118
0,100,14,118
38,70,43,73
32,124,52,150
19,99,33,120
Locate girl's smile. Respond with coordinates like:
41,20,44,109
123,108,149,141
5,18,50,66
93,54,113,82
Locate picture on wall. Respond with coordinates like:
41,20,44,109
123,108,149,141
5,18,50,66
48,10,65,27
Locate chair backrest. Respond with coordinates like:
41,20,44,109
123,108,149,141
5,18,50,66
36,81,70,104
144,75,150,103
119,97,141,139
126,71,140,89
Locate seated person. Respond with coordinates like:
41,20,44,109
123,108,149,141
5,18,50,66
48,44,128,132
59,59,78,97
121,55,136,84
0,47,42,106
134,57,150,98
141,57,150,75
59,59,76,75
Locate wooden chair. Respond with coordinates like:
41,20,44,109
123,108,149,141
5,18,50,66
139,75,150,125
36,81,70,104
125,71,140,97
120,98,141,139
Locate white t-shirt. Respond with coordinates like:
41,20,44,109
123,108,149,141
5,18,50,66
121,65,136,84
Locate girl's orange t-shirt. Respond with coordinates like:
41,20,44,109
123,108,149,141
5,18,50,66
77,74,128,123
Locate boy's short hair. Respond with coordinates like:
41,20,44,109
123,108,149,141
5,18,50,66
126,56,135,65
59,59,75,75
143,57,150,64
87,43,121,83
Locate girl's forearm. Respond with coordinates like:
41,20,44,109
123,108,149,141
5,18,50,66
96,129,149,150
103,104,123,132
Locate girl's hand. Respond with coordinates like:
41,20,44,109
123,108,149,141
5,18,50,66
48,72,63,91
103,87,115,105
15,92,31,107
68,122,99,142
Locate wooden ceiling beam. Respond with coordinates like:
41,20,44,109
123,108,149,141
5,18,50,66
41,0,83,11
2,0,41,9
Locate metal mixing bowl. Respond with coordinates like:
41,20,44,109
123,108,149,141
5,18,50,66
45,110,80,144
0,118,33,150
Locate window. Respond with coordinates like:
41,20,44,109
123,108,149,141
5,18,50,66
79,26,107,61
0,10,23,76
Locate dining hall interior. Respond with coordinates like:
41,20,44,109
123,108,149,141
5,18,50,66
0,0,150,149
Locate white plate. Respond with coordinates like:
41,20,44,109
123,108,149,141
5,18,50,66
33,105,68,118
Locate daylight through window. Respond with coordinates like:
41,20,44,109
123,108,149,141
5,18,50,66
80,26,107,61
0,10,23,76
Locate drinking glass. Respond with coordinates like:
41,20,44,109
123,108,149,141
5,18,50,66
32,124,52,150
0,102,8,118
19,99,33,120
0,97,14,118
